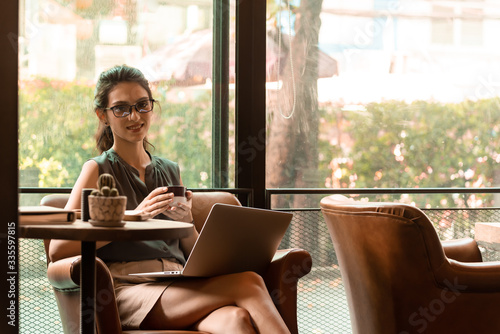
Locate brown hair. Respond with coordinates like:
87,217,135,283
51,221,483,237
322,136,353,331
94,65,154,153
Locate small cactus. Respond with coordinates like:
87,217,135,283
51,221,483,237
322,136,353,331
97,173,115,190
91,189,101,196
93,173,120,197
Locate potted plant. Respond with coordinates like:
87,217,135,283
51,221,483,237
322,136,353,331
88,173,127,227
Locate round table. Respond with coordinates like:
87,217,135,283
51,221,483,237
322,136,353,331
19,219,194,334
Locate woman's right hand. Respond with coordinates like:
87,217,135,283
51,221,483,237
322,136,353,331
136,187,175,218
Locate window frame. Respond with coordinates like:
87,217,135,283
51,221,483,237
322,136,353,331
2,2,20,331
235,0,267,208
212,0,231,188
13,1,269,206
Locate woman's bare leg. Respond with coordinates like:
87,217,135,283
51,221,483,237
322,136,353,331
141,271,290,334
193,306,256,334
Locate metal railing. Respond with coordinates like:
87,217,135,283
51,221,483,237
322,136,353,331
266,187,500,333
266,187,500,209
19,187,254,207
19,187,500,333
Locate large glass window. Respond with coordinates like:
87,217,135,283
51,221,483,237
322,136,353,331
266,0,500,208
19,0,236,205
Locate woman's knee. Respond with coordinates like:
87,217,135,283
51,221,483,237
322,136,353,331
196,306,255,334
227,271,270,301
233,271,266,290
224,307,254,333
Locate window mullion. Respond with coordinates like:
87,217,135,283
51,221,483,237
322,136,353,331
212,0,231,188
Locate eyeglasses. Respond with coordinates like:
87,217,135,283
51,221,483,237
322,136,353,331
104,99,156,118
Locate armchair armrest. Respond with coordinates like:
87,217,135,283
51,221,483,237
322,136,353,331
435,238,500,293
435,259,500,293
263,248,312,334
47,256,81,291
442,238,482,262
47,256,123,334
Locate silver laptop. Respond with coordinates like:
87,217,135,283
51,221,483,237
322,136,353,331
129,203,292,278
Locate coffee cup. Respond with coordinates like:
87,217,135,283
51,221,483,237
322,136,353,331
169,185,187,207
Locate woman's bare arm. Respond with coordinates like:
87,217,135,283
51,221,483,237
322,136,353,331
180,224,198,257
49,160,110,262
65,160,99,211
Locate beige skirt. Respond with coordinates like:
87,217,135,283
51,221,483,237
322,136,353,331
107,258,184,329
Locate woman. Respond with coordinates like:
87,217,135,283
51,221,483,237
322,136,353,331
48,65,290,334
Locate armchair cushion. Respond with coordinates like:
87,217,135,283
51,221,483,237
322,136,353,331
44,191,311,334
47,245,311,334
263,248,312,334
321,195,500,334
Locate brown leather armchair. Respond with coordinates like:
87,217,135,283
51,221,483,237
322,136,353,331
320,195,500,334
42,191,312,334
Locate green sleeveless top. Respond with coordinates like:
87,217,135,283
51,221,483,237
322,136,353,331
91,148,186,264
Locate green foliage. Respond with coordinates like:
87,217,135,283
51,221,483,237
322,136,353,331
19,78,96,187
148,88,214,188
20,78,500,208
19,79,213,189
319,98,500,207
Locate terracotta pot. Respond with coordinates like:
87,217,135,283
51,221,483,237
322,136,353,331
88,195,127,227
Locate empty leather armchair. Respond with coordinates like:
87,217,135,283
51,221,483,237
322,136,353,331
320,195,500,334
43,191,312,334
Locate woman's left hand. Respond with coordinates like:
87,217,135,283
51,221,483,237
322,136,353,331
163,190,193,222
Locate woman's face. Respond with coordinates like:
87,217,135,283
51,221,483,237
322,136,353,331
102,81,153,148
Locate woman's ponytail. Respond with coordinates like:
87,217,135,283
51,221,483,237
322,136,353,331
95,123,114,154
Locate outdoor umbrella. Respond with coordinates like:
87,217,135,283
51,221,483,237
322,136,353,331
137,28,337,85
